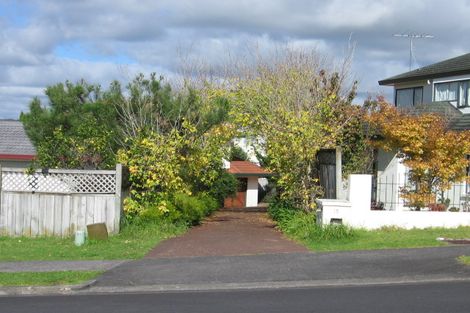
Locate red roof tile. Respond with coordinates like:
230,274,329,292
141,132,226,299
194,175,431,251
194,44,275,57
227,161,271,176
0,154,36,161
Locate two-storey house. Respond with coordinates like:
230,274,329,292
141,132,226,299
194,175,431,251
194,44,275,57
376,53,470,211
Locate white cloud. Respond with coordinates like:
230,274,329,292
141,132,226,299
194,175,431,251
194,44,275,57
2,0,470,118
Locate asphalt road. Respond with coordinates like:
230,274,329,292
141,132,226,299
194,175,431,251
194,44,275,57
95,246,470,287
2,281,470,313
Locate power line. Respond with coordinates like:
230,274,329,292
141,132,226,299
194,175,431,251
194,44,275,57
393,33,434,71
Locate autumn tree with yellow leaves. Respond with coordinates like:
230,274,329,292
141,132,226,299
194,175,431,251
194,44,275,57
368,101,470,210
222,49,358,211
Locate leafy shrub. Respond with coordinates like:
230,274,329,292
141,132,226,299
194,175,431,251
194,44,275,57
308,224,356,241
229,144,248,161
268,200,356,242
173,193,204,225
123,191,218,226
378,225,403,232
267,199,299,221
206,172,238,205
197,193,219,215
172,193,219,226
123,195,181,225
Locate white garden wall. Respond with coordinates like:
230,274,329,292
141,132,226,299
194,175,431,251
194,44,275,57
317,174,470,229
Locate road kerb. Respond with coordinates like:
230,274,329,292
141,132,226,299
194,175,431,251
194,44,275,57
2,276,470,296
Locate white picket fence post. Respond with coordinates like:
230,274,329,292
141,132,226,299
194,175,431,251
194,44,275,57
114,163,123,233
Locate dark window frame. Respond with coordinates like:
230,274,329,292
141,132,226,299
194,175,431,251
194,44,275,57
395,87,424,107
434,80,470,108
466,155,470,195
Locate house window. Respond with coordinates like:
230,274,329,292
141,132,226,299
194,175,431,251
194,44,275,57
435,80,470,108
395,87,423,107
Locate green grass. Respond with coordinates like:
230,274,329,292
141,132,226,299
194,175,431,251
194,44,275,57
0,221,187,261
457,255,470,265
268,201,470,252
0,271,102,286
304,226,470,252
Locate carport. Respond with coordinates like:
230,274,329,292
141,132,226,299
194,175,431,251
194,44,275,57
223,161,272,208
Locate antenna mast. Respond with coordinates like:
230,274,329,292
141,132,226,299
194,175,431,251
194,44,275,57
393,33,434,70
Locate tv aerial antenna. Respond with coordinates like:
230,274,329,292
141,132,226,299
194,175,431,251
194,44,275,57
393,33,434,70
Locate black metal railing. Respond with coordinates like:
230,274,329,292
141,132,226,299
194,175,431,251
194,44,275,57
372,174,470,212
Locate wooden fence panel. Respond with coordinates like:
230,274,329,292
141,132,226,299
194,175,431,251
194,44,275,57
0,165,122,237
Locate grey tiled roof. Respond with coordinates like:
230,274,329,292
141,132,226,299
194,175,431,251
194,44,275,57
450,114,470,131
379,53,470,85
403,102,470,131
0,120,36,155
410,101,462,119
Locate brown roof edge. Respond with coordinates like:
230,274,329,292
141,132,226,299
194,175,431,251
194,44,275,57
0,154,36,161
227,161,272,177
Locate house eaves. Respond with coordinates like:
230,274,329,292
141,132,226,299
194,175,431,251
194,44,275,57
379,53,470,86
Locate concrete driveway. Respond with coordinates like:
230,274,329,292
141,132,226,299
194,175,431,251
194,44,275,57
145,208,308,258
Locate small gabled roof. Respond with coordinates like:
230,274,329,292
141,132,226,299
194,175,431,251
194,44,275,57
227,161,272,177
379,53,470,86
0,120,36,160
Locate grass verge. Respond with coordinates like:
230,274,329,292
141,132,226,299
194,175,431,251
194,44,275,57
308,227,470,251
0,271,102,286
0,221,187,261
268,201,470,252
457,256,470,265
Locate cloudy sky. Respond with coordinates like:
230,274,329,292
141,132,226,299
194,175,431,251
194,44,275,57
1,0,470,119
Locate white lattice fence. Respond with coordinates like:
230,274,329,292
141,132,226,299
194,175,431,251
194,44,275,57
0,165,122,237
1,168,116,194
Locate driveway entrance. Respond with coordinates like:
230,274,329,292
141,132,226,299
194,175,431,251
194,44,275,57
145,208,308,258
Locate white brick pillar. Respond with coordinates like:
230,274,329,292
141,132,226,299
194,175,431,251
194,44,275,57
246,176,259,207
348,174,372,213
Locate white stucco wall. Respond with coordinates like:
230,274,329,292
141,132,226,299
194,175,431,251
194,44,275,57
317,174,470,230
348,210,470,230
246,176,259,207
376,150,407,211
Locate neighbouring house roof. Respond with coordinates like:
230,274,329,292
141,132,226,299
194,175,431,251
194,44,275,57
227,161,272,177
379,53,470,86
0,120,36,161
403,102,470,131
450,114,470,131
408,101,461,119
